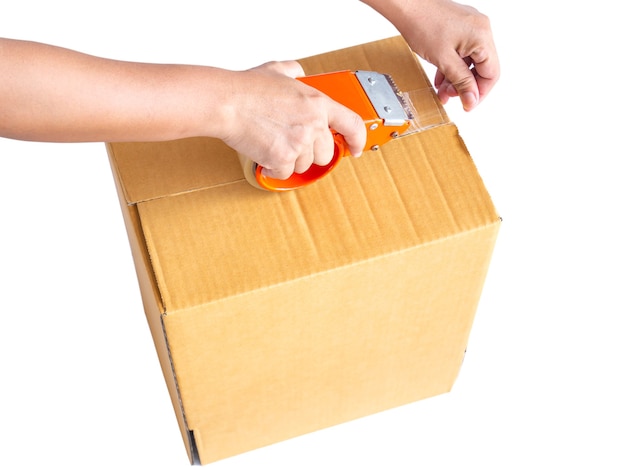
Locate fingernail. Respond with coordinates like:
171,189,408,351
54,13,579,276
462,92,477,111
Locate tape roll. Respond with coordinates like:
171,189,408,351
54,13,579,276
238,152,265,190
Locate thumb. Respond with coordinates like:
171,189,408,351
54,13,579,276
440,55,480,111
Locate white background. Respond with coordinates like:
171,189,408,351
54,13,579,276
1,1,624,468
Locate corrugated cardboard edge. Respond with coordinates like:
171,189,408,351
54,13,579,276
106,142,199,464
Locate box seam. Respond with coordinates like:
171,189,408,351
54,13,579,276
124,120,455,205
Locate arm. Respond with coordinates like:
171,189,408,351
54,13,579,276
0,38,365,179
361,0,500,111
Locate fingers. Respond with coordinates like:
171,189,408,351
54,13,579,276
236,63,366,181
433,12,500,112
291,128,335,175
435,53,500,111
472,50,500,102
435,59,475,110
260,61,366,160
261,120,353,180
261,165,295,180
261,81,365,180
260,117,337,180
327,102,366,158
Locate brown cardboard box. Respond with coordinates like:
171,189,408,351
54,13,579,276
106,36,500,465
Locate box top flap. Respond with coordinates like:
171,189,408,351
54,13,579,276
107,36,499,313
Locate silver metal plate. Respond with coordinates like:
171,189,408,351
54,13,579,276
355,70,412,127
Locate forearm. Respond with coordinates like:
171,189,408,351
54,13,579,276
0,38,233,143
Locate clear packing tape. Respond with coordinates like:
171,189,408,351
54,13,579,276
401,87,447,135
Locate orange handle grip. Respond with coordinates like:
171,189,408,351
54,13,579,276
254,131,348,191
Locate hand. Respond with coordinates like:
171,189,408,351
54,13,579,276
221,61,366,180
361,0,500,111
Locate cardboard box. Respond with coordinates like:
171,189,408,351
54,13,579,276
106,36,500,465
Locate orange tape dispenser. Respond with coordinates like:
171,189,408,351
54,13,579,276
239,70,414,191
